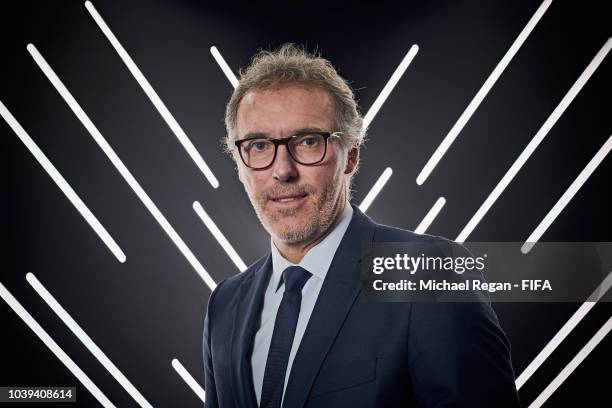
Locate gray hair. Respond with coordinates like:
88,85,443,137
223,44,366,199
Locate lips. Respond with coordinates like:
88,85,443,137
270,194,307,202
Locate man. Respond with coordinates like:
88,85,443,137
203,44,520,407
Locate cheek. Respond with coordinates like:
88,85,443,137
313,149,345,179
309,160,342,185
242,171,268,196
324,157,346,183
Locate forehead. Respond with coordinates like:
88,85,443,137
236,84,336,137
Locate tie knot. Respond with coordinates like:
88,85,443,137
279,266,312,294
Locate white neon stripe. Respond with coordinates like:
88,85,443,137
522,134,612,254
363,45,419,129
0,99,126,264
84,1,219,189
516,271,612,390
416,0,553,185
193,201,247,272
210,46,239,88
25,273,153,407
528,316,612,408
171,358,206,403
414,197,446,234
358,167,393,213
456,38,612,243
28,43,217,290
0,281,115,408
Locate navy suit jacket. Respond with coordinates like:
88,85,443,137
203,205,521,407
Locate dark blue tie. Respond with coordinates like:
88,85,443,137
260,266,312,408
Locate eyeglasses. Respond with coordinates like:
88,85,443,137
234,131,343,170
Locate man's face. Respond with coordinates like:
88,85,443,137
235,84,358,244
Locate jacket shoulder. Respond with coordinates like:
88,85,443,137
208,253,269,307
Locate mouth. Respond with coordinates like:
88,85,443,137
270,193,308,202
269,193,308,207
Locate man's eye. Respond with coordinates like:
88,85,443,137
246,140,270,152
299,136,319,147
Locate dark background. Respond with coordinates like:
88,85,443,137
1,0,610,406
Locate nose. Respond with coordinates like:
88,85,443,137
272,145,298,182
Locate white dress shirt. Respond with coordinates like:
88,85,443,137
250,201,353,406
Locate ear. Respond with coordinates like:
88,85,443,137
344,147,360,175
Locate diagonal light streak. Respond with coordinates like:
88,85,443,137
456,38,612,243
28,43,216,290
26,273,153,408
528,315,612,408
516,271,612,390
193,201,247,272
210,46,238,88
171,358,206,403
0,99,126,263
359,167,393,213
362,45,419,129
0,281,115,408
416,0,553,185
414,197,446,234
522,134,612,254
84,1,219,189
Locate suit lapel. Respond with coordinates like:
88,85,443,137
230,254,273,408
282,206,376,407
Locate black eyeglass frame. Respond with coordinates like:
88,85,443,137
234,131,343,170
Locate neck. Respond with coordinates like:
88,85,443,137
273,199,346,264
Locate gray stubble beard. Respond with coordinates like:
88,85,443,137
246,174,345,245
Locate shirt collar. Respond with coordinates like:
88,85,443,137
271,201,353,292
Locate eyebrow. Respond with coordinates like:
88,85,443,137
240,127,327,140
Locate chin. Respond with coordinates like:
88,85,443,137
270,221,319,244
